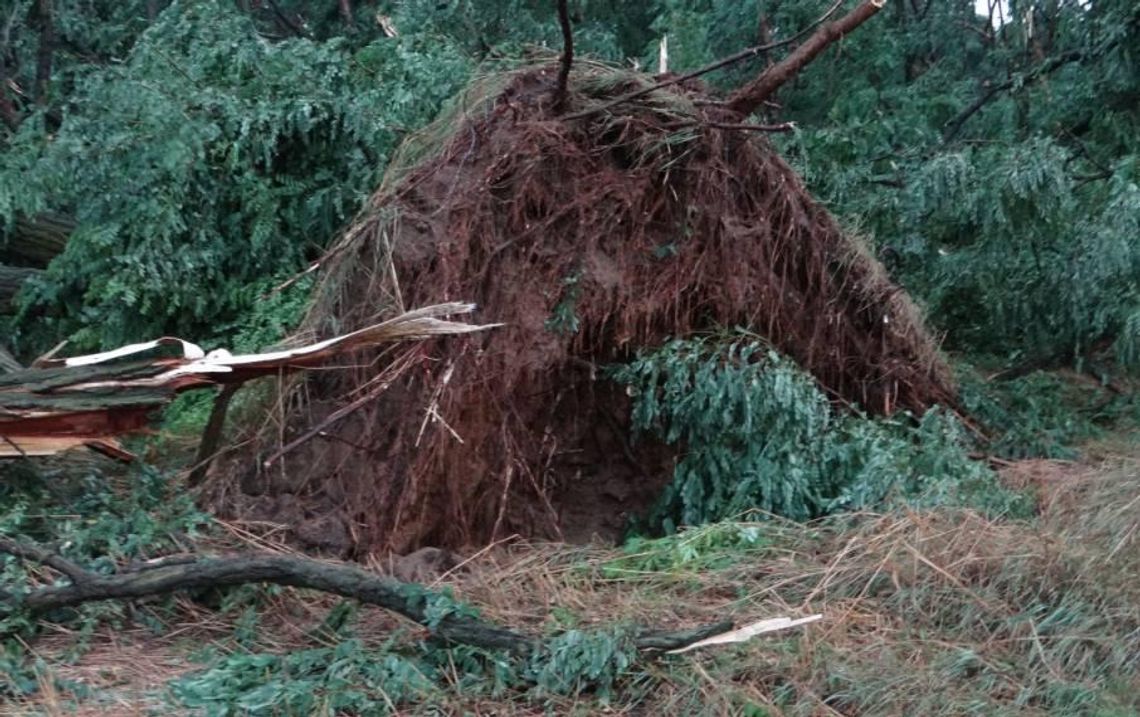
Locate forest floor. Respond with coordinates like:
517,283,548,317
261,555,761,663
8,429,1140,716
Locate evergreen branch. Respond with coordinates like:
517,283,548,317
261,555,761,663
942,15,1137,143
942,49,1085,142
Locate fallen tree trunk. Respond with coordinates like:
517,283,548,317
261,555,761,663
3,214,73,267
0,535,732,654
0,346,20,373
0,264,40,310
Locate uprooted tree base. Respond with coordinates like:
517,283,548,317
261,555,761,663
218,60,956,555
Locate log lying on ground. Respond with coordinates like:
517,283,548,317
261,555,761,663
0,214,74,312
2,213,73,268
0,302,498,458
0,535,734,654
0,264,39,310
0,346,20,373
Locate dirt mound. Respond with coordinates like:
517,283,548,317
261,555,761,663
220,62,956,555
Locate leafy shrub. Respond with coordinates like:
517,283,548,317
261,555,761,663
611,337,1030,531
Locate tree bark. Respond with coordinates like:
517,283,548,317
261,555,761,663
0,4,21,132
2,214,74,267
726,0,887,117
0,537,733,654
552,0,573,112
338,0,354,27
186,383,239,487
0,264,40,310
33,0,54,107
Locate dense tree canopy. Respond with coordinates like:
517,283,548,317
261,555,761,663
0,0,1137,371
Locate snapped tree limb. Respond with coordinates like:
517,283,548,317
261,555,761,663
0,536,736,654
726,0,887,117
553,0,574,112
562,0,845,122
0,303,499,458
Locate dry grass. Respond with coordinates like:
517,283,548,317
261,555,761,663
9,447,1140,715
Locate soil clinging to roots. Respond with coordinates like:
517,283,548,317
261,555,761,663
223,61,956,555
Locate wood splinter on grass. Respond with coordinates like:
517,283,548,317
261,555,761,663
665,614,823,654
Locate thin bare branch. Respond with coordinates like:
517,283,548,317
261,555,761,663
553,0,573,112
726,0,887,116
562,0,845,122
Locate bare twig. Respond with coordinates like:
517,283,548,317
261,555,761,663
703,121,797,132
553,0,573,112
261,350,419,468
562,0,845,122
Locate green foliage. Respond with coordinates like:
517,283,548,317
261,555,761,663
173,638,438,716
171,621,639,715
0,461,210,698
2,0,470,351
0,462,208,577
545,270,583,335
524,627,637,701
758,0,1140,372
879,140,1140,366
958,366,1140,459
391,0,628,61
611,337,1030,531
602,521,772,576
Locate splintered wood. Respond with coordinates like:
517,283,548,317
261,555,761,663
0,302,496,459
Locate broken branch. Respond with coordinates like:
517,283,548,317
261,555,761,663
0,537,735,654
562,0,844,122
0,303,499,458
727,0,886,116
553,0,573,112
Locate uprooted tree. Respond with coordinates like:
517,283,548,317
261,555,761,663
202,0,956,555
0,0,979,665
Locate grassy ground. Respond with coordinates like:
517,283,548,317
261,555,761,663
5,432,1139,716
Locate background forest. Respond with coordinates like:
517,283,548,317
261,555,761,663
2,1,1139,714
